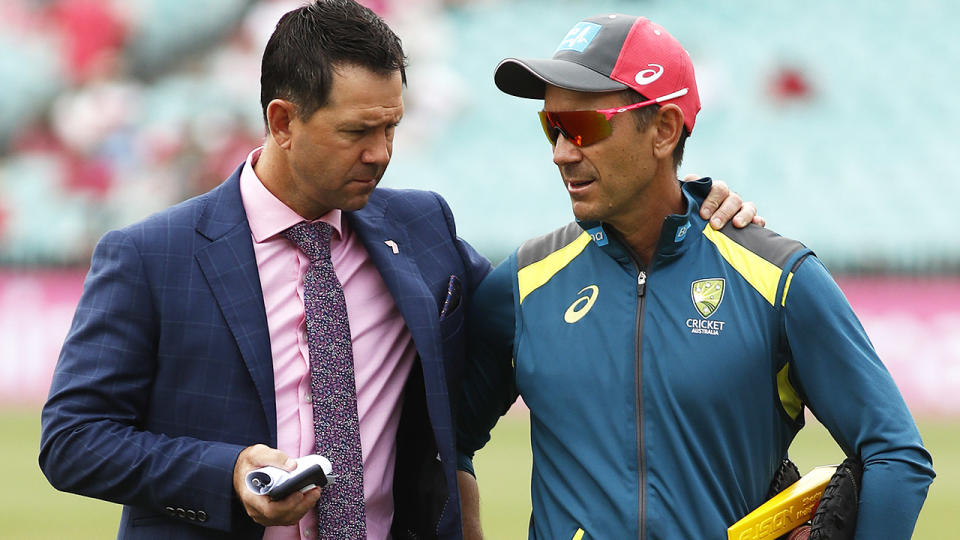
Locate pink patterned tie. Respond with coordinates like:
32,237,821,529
283,221,366,539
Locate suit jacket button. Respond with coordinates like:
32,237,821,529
177,508,186,519
197,511,208,522
186,510,197,520
165,506,176,516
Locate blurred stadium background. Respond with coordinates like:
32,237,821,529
1,0,957,537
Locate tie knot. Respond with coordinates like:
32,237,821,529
283,221,333,264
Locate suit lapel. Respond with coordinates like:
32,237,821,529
347,195,441,369
194,170,277,444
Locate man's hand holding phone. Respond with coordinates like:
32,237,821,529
247,454,334,500
233,444,324,527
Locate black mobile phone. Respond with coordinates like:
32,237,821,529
264,462,330,501
246,455,335,501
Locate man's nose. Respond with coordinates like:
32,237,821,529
553,134,582,166
361,131,391,165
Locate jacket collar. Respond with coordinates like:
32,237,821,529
577,177,712,268
344,190,437,362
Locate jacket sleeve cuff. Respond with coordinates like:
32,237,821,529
171,442,248,532
456,452,476,477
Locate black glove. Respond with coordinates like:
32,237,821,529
809,456,863,540
767,458,802,499
767,459,803,540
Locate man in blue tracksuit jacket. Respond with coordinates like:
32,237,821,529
455,14,934,540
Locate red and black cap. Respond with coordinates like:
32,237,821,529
495,14,702,133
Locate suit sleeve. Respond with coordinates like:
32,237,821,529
39,230,245,532
432,191,492,295
783,257,935,539
455,257,519,476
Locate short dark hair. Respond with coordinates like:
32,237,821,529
259,0,407,125
624,89,688,169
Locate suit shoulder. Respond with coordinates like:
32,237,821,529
372,187,443,206
516,222,587,270
704,223,809,271
112,189,212,246
371,188,449,220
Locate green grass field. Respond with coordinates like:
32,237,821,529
6,408,955,538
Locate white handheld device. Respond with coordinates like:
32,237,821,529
245,454,335,501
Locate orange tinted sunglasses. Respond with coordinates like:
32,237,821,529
538,88,688,147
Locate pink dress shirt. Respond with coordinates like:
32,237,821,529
239,148,416,540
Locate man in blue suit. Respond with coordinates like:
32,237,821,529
39,1,755,539
40,2,489,538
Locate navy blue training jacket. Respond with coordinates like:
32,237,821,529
458,179,933,539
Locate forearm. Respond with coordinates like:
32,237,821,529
454,261,518,540
456,260,519,457
784,259,934,537
853,452,933,539
40,407,245,531
457,470,483,540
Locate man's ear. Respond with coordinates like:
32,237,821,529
652,104,684,160
265,99,298,150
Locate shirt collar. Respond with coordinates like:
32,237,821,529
239,147,344,243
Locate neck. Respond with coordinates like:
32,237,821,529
611,173,685,266
253,139,287,201
254,139,329,220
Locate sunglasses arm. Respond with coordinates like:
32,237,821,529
596,88,689,120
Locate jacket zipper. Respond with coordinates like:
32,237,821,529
608,227,652,539
634,269,647,540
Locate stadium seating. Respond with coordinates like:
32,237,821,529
0,0,957,271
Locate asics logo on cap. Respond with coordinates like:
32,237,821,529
635,64,664,85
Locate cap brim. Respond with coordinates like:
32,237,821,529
494,58,627,99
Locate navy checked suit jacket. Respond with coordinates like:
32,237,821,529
39,166,491,539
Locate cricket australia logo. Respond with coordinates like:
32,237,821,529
687,278,727,335
692,278,724,317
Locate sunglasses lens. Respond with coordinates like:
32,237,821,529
538,111,560,145
559,110,612,147
538,110,612,147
